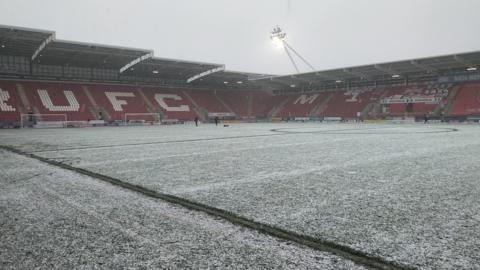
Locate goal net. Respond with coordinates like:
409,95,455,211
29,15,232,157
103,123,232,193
124,113,161,125
20,114,67,128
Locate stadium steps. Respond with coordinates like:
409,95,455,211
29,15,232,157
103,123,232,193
16,83,31,110
214,91,236,116
310,92,334,116
360,103,374,118
82,86,101,120
368,88,390,118
442,85,460,116
182,90,206,121
268,96,290,118
247,92,253,118
135,87,164,121
136,88,157,113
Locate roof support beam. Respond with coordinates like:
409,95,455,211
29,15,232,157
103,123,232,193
410,60,437,73
119,51,153,73
314,72,337,81
186,65,225,83
342,68,370,79
374,64,400,76
31,32,55,61
453,55,473,67
286,75,315,85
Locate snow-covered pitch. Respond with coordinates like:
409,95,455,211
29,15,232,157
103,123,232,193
1,122,479,269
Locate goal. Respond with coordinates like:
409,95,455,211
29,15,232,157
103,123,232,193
20,114,67,128
124,113,161,125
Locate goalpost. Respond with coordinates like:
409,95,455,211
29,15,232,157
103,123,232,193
20,114,67,128
124,113,161,125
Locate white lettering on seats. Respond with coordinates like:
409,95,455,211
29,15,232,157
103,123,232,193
38,89,80,111
105,92,135,111
294,94,319,105
0,89,16,111
154,94,190,112
345,92,360,102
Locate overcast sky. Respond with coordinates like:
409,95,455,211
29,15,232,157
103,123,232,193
1,0,479,75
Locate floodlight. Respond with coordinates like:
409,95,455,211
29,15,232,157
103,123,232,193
392,74,400,78
270,26,286,41
152,70,159,74
270,26,286,49
467,67,477,71
270,25,315,73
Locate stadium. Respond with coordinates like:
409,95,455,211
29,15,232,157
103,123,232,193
1,3,480,270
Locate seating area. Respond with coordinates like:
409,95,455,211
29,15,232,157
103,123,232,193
276,93,329,118
379,84,449,116
21,81,95,121
320,89,380,118
451,83,480,116
140,87,198,120
0,82,21,123
184,89,230,114
87,85,149,121
215,90,251,118
1,79,480,125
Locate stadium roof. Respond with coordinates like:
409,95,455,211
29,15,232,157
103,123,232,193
0,24,54,57
0,25,230,84
0,24,479,90
34,39,153,70
253,51,480,89
121,56,224,81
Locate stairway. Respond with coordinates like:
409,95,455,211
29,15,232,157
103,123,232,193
310,92,334,117
82,86,101,120
268,96,290,118
214,91,236,116
247,92,253,118
438,85,460,116
182,90,206,121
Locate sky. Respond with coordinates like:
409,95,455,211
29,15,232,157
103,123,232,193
1,0,479,75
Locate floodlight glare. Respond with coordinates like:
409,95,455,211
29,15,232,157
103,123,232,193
392,74,400,78
466,67,477,71
271,37,284,49
152,70,159,74
270,26,286,49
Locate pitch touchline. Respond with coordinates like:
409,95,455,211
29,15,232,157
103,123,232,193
0,145,416,270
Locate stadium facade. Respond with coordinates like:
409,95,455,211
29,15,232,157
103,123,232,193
1,24,479,127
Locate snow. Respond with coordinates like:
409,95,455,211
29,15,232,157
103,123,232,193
0,149,364,269
1,122,480,269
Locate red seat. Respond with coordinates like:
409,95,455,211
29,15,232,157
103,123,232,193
87,84,149,121
451,83,480,116
321,89,381,118
21,81,95,121
140,87,199,120
185,89,229,113
0,81,21,122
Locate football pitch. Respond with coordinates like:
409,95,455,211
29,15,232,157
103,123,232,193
1,122,480,269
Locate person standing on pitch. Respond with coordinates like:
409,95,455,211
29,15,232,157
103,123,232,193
194,117,199,127
214,116,219,126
